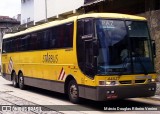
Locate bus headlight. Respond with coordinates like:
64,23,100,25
99,81,106,86
151,79,155,82
99,81,118,86
106,81,112,85
106,81,116,85
147,79,155,83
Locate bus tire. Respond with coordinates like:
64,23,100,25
12,72,18,88
19,73,25,90
68,80,79,104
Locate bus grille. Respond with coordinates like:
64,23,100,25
119,80,132,84
135,80,145,83
119,80,145,85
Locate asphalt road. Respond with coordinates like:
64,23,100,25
0,76,160,114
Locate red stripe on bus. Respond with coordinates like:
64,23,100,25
58,68,63,80
61,71,65,80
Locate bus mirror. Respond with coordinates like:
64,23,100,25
152,40,156,58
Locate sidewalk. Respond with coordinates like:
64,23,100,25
155,82,160,95
149,82,160,100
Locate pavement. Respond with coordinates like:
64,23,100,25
149,82,160,100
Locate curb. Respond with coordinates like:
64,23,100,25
144,95,160,101
146,82,160,101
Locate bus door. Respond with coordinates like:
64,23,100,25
77,18,97,79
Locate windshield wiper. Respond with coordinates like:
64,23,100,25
118,60,129,76
118,54,148,76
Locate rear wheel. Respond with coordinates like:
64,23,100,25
12,72,18,87
68,80,79,104
19,73,26,90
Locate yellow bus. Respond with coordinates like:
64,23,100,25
1,13,157,103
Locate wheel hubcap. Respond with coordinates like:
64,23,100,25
70,85,78,99
13,76,16,85
19,77,23,86
13,80,15,85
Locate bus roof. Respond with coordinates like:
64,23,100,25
77,13,146,20
3,13,146,39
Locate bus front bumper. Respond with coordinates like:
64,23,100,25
96,83,156,101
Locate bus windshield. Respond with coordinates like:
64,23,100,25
96,19,154,75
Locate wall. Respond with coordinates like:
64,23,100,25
34,0,84,23
34,0,46,23
139,10,160,81
21,0,34,24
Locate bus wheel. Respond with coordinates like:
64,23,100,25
12,72,18,87
68,80,79,104
19,73,25,90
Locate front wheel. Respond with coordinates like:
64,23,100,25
68,80,80,104
19,73,26,90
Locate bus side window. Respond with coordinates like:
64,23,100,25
37,31,43,50
59,25,65,48
77,19,85,67
50,27,57,48
77,18,94,75
84,19,93,35
14,38,17,52
21,35,29,51
64,22,73,48
5,39,12,53
12,38,16,52
53,26,61,48
43,30,50,49
21,36,25,51
15,38,20,52
83,19,94,66
2,40,6,53
30,33,38,50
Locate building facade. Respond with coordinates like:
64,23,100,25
0,16,20,65
21,0,34,25
21,0,84,25
0,16,20,45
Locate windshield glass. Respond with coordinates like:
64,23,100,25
126,21,154,74
96,19,154,75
